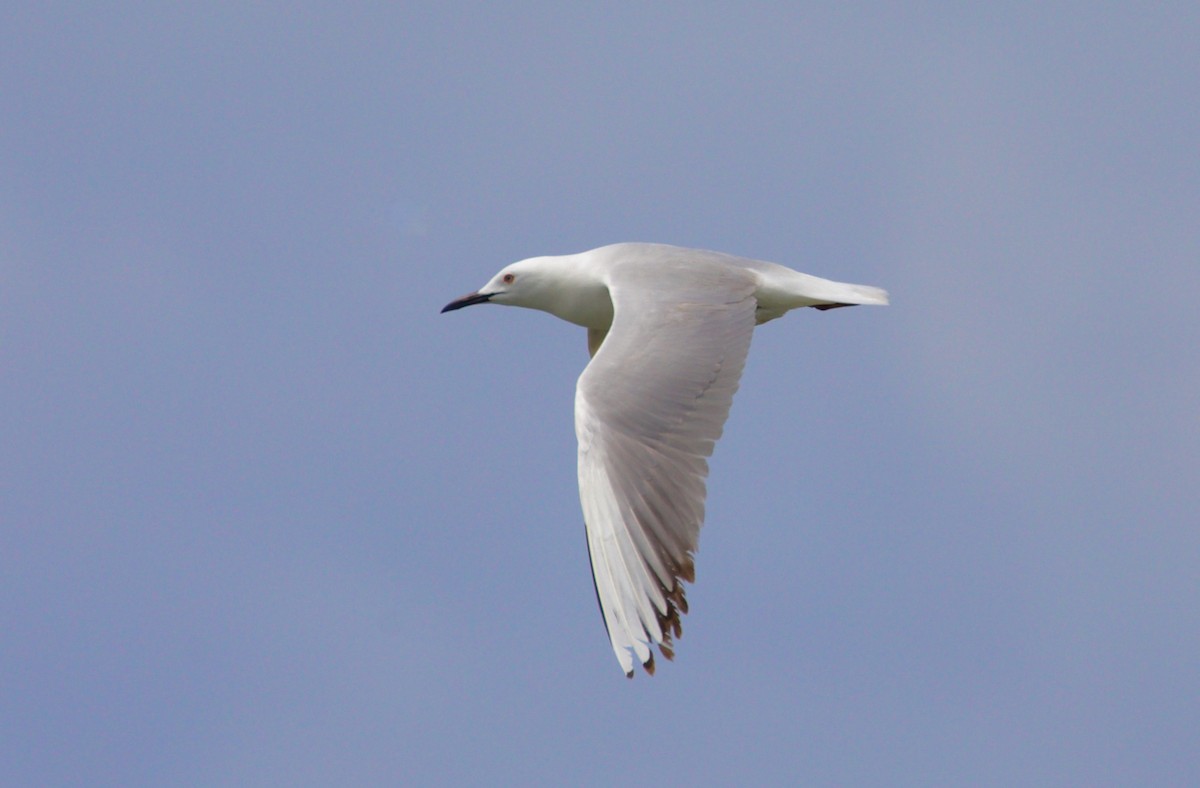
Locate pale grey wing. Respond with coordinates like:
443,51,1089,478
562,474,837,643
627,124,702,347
575,261,757,676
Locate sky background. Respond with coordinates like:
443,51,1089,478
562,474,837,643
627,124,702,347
3,4,1198,785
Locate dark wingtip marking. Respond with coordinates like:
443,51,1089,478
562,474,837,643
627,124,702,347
591,525,702,678
813,302,855,311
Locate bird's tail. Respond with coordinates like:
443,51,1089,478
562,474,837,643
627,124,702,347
810,280,889,309
780,272,889,311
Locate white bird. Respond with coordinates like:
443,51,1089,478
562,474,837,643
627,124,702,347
442,242,888,677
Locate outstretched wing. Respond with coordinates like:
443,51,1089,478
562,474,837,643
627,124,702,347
575,256,757,676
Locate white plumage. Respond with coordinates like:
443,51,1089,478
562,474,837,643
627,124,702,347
443,243,887,676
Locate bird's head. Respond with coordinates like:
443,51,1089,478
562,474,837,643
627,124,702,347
441,253,612,329
440,259,551,314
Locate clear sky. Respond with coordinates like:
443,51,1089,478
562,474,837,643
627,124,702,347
3,4,1198,785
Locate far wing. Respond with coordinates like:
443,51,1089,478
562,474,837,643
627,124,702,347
575,258,757,676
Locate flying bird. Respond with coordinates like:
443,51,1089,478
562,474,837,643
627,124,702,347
442,243,888,676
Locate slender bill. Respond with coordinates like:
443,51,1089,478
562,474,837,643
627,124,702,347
441,292,492,312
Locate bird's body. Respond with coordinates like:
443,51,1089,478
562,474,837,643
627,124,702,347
443,243,887,676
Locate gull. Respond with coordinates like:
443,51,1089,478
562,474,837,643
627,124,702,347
442,242,888,677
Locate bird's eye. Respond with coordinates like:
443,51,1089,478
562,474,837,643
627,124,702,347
502,273,516,284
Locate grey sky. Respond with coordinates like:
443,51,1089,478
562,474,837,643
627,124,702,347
3,4,1197,785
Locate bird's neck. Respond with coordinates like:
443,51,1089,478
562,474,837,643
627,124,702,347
541,255,614,330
